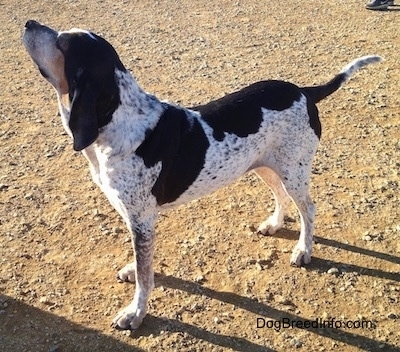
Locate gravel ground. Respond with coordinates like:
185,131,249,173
1,0,399,351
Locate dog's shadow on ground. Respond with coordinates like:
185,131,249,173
2,233,398,351
272,228,400,281
133,233,399,351
0,294,144,352
137,273,398,351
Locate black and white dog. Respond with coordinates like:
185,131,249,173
23,20,381,330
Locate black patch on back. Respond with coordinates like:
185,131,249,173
136,105,209,205
193,80,302,141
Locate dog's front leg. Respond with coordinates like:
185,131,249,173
112,220,155,330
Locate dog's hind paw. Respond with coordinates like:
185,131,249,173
290,246,311,266
257,217,282,235
117,263,136,283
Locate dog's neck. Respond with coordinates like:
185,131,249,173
56,69,166,156
93,69,165,155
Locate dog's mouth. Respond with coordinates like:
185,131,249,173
24,20,57,36
23,20,69,95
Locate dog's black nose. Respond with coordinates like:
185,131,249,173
25,20,40,30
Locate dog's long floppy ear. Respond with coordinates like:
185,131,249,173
68,75,99,151
58,30,126,151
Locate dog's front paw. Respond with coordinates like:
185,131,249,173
290,246,311,266
117,263,136,283
111,304,146,330
257,217,282,235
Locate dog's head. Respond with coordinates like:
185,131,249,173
23,20,126,151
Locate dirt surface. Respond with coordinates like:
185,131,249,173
1,0,399,351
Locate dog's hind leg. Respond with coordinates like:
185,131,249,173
278,161,316,266
288,190,315,266
255,167,291,235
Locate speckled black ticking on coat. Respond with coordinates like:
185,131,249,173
136,105,209,205
23,20,381,331
193,80,303,141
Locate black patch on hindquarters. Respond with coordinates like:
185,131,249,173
301,88,322,139
136,105,209,205
307,99,322,139
193,80,302,141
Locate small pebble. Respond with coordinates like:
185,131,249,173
194,275,205,283
0,184,9,191
39,296,48,303
327,267,339,275
290,337,303,348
